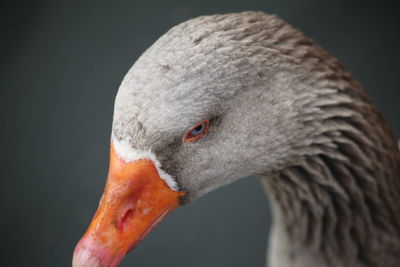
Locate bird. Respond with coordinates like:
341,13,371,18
72,11,400,267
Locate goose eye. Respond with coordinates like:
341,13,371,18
183,120,209,143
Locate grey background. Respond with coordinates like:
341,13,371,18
1,0,399,266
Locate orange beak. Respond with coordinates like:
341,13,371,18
72,144,184,267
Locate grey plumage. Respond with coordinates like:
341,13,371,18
112,11,400,267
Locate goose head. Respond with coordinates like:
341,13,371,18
73,11,364,267
110,12,310,200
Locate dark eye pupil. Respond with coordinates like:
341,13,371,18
191,124,204,135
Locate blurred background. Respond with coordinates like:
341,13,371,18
1,0,399,266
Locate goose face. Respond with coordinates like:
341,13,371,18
112,17,301,200
73,12,304,267
112,57,295,201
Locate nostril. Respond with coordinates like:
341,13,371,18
119,208,135,232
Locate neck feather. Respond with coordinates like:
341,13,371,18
259,67,400,267
261,152,400,267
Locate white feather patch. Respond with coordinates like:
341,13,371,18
112,137,180,191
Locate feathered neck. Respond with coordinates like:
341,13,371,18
253,18,400,265
259,72,400,267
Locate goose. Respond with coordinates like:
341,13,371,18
72,11,400,267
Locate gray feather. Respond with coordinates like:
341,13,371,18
112,11,400,267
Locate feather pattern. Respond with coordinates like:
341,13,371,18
109,11,400,267
257,14,400,265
